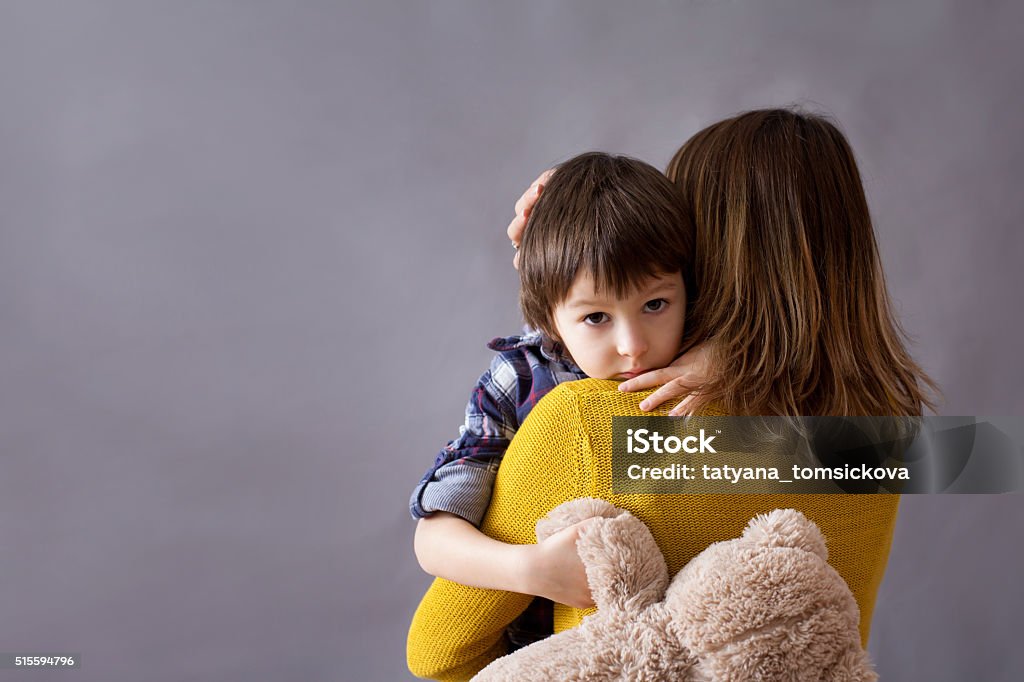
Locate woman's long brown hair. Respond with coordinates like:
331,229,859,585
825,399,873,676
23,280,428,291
667,109,939,416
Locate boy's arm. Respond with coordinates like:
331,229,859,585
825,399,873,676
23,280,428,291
413,513,530,593
411,351,591,602
408,383,589,681
410,354,520,527
414,512,593,607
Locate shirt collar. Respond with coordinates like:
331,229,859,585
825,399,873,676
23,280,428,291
487,327,580,369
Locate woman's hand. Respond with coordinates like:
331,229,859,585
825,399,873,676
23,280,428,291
618,343,711,415
522,518,596,609
507,169,555,269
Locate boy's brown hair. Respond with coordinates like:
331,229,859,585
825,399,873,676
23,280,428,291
666,108,938,416
518,152,696,342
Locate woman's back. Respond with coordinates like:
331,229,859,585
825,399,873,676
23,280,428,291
483,379,899,640
409,380,899,680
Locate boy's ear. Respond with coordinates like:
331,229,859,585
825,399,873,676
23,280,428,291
536,318,562,345
542,326,573,356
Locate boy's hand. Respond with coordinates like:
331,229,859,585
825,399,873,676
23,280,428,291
525,518,596,609
618,343,712,416
507,169,555,269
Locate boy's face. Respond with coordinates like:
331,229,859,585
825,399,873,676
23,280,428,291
551,271,686,380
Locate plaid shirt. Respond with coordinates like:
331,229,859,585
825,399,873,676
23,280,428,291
409,329,586,526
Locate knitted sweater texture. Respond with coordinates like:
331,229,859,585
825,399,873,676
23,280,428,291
407,379,899,681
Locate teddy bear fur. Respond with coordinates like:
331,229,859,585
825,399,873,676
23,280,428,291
471,499,877,681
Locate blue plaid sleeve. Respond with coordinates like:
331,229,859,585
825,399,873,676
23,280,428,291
409,352,524,526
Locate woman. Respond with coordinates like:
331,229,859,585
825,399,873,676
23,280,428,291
408,108,937,681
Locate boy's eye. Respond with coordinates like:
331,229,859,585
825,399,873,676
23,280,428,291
644,298,668,312
583,312,609,325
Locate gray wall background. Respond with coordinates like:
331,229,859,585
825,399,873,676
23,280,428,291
1,1,1021,680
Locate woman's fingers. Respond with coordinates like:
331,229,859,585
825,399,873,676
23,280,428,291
618,343,712,411
618,366,701,412
522,168,554,208
617,367,685,393
508,171,554,269
512,182,540,222
508,170,554,246
507,213,526,268
668,392,701,417
507,210,526,245
638,378,698,412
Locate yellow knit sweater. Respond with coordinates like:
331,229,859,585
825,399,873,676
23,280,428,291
407,379,899,681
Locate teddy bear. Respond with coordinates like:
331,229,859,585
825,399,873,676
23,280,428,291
471,499,877,681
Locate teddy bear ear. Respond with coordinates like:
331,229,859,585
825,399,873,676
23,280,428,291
742,508,828,561
575,512,669,612
535,498,625,541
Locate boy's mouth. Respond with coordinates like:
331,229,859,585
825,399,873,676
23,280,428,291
617,369,648,379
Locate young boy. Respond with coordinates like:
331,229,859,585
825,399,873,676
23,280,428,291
409,152,695,648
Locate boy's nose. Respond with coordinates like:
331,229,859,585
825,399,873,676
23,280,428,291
616,326,648,358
